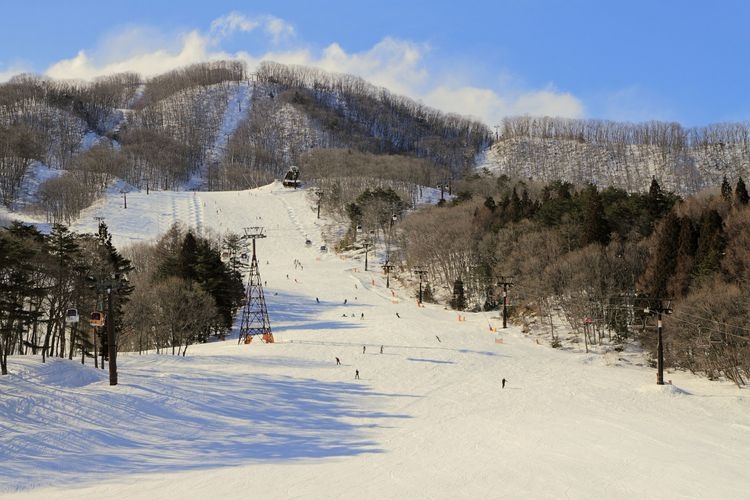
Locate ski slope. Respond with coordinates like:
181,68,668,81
2,182,750,499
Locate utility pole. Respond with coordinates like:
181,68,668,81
413,266,427,303
496,276,514,329
144,176,150,195
644,299,672,385
121,190,128,209
382,261,394,288
315,190,323,219
89,274,126,385
363,238,371,271
106,284,117,385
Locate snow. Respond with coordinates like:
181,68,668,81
2,182,750,499
186,81,253,190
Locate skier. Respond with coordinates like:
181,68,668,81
355,369,360,380
344,299,348,305
502,378,507,389
336,357,341,365
436,335,441,342
361,313,364,320
363,345,366,354
316,297,320,303
396,312,400,318
380,345,383,354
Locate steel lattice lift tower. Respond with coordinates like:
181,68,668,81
238,227,273,344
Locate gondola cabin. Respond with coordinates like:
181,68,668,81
65,308,79,323
282,166,301,188
90,312,105,327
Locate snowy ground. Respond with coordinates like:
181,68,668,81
1,182,749,499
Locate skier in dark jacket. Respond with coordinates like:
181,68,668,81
502,378,507,389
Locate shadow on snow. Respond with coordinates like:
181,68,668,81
0,357,409,492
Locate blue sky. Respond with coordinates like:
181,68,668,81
1,0,749,127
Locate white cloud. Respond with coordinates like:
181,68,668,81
210,12,294,44
0,64,33,82
264,16,295,43
46,30,222,81
210,12,260,37
34,12,583,125
422,85,583,125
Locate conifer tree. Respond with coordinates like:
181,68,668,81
639,211,680,299
450,278,466,310
668,217,697,297
721,176,732,202
735,177,749,206
580,184,610,246
693,210,725,280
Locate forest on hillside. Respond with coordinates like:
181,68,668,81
490,116,750,195
0,60,488,223
360,172,750,386
0,220,245,375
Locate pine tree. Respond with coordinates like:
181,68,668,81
0,229,43,374
177,232,199,283
450,278,466,311
639,211,680,299
735,177,749,206
580,184,610,246
648,177,666,220
667,217,697,297
721,176,732,202
693,210,725,280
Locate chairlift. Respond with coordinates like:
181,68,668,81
356,224,362,232
65,308,79,323
90,312,105,327
240,252,250,262
221,250,230,261
320,245,327,252
305,239,312,246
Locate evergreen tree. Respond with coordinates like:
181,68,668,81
667,217,697,298
648,177,665,220
193,239,244,333
450,278,466,311
735,177,749,206
177,232,199,283
579,184,610,246
0,229,43,374
721,176,732,202
639,211,681,299
693,210,725,280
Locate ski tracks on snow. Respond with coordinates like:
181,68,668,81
157,191,204,236
277,191,311,245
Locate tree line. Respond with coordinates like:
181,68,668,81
255,61,492,177
495,116,750,195
383,172,750,386
0,221,244,375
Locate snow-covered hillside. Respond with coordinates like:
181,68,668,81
1,183,749,499
479,137,750,195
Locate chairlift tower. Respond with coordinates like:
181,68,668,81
238,227,273,344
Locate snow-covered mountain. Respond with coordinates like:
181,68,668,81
479,117,750,195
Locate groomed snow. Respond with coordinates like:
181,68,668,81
1,182,749,499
